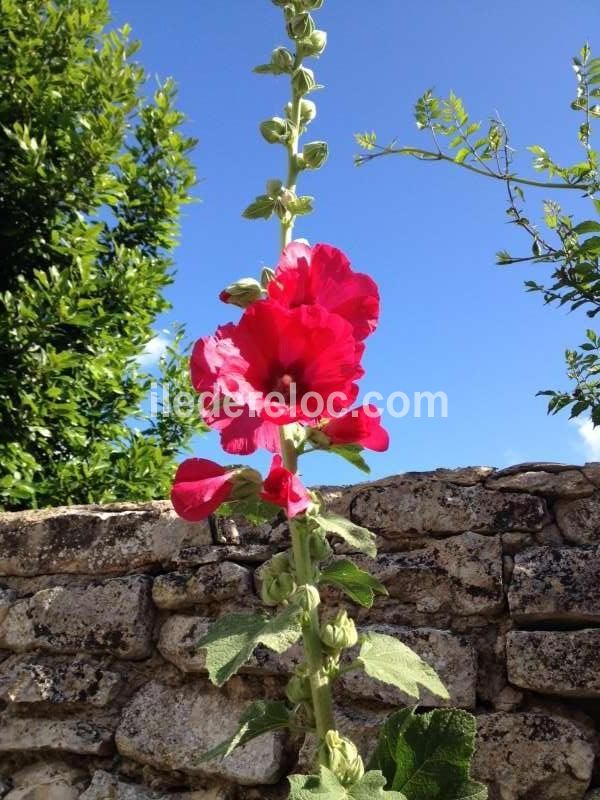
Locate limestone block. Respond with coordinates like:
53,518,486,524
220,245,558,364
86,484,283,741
507,629,600,697
0,717,113,755
509,545,600,624
486,469,593,498
0,502,211,576
555,491,600,544
116,681,285,785
0,576,154,659
80,771,231,800
152,563,253,610
473,712,594,800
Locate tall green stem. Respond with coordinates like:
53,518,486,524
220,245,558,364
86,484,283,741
280,426,335,741
280,57,303,251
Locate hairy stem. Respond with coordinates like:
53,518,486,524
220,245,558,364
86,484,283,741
280,425,335,743
281,57,303,251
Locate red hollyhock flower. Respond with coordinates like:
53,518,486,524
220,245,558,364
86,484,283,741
171,458,234,521
260,455,311,518
203,397,281,456
267,242,380,341
191,300,364,426
322,404,389,452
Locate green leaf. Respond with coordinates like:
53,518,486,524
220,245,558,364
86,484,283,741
320,559,388,608
197,700,291,762
242,194,275,220
287,195,314,215
454,148,470,164
288,767,406,799
313,512,377,558
330,444,371,474
368,708,487,800
573,220,600,235
197,605,302,687
355,632,449,701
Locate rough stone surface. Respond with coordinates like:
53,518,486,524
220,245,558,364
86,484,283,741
0,657,122,707
80,771,230,800
0,717,114,755
507,629,600,697
0,502,211,576
352,479,546,537
152,563,253,610
509,545,600,624
0,576,154,659
5,762,85,800
356,532,503,616
556,491,600,544
473,712,594,800
116,681,285,786
486,469,594,498
0,589,16,626
339,626,477,708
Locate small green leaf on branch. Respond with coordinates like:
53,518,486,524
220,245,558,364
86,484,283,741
197,700,291,762
288,766,406,799
312,512,377,558
331,444,371,473
242,194,275,220
320,559,387,608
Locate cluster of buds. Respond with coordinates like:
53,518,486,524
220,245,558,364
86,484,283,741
260,551,297,606
319,730,365,787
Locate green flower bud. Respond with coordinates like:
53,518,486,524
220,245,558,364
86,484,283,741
285,669,312,704
274,187,296,220
308,530,332,561
271,0,290,5
219,278,263,308
299,29,327,58
319,730,365,787
266,178,283,197
271,46,295,73
297,584,321,613
231,466,264,498
301,0,325,9
260,117,294,145
292,66,317,96
261,266,276,288
261,571,296,606
302,141,328,170
287,12,315,40
285,98,317,126
269,551,293,575
320,610,358,651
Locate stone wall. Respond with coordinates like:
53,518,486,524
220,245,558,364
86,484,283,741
0,462,600,800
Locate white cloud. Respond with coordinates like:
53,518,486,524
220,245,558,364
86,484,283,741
573,417,600,461
138,334,169,368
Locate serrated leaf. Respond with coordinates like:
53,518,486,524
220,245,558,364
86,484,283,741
330,444,371,474
369,708,488,800
197,700,291,762
242,194,275,220
287,195,314,215
313,512,377,558
197,605,302,687
356,632,449,701
320,559,388,608
288,767,406,799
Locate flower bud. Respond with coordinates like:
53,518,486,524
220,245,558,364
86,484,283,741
219,278,263,308
271,46,295,73
320,610,358,651
261,266,276,288
269,551,293,575
299,29,327,57
301,0,325,9
297,584,320,613
285,669,312,704
319,730,365,787
231,466,264,500
287,11,315,40
285,98,317,126
266,178,283,197
261,571,296,606
292,66,317,96
302,141,328,170
260,117,293,145
271,0,289,5
308,530,331,561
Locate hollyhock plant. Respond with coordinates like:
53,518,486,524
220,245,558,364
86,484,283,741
268,241,380,341
171,2,485,797
261,455,311,518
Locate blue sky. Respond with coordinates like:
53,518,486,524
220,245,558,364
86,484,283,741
112,0,600,484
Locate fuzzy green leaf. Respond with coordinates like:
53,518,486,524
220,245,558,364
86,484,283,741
330,444,371,474
356,632,449,701
288,767,406,799
320,559,388,608
368,708,487,799
197,605,302,687
313,512,377,558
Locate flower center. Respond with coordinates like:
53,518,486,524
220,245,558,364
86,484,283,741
275,373,294,401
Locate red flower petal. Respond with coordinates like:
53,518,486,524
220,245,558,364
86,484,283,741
171,458,234,521
260,455,311,518
324,405,389,452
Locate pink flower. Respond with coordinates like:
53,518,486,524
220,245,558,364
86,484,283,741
203,397,281,456
322,405,389,452
260,455,311,518
191,300,364,426
267,242,380,341
171,458,234,521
